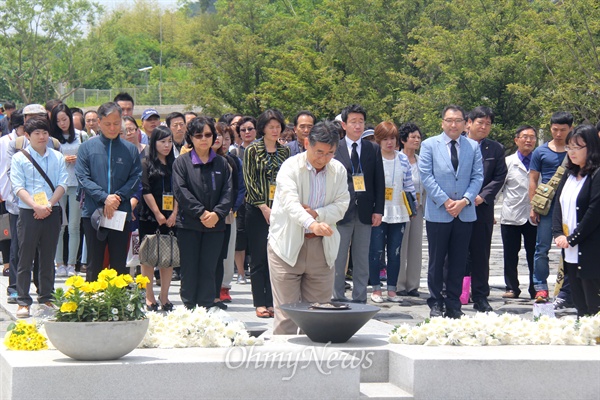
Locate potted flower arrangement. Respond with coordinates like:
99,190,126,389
44,269,151,360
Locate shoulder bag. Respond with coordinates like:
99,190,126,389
139,229,180,268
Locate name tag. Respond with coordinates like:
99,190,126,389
162,194,174,211
33,192,49,207
416,192,421,204
269,184,277,200
385,187,394,201
352,174,366,192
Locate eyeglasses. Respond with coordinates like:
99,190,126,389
193,133,213,139
126,128,137,133
565,145,586,152
240,127,255,133
443,119,465,124
518,135,536,141
474,120,492,127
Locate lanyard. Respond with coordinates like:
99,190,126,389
266,146,280,183
162,171,173,193
390,154,398,186
107,140,112,193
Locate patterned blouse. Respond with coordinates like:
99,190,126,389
243,138,290,207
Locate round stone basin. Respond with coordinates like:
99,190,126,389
279,302,379,343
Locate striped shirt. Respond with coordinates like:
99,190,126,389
303,160,327,231
243,138,290,207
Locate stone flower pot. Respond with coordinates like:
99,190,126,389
44,319,149,361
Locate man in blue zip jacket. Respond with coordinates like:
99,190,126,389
75,102,142,282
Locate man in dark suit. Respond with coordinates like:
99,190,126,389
465,106,507,312
332,104,385,303
419,105,483,318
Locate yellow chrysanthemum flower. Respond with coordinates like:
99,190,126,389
65,275,85,288
60,302,78,313
135,274,150,289
98,268,118,281
122,274,134,284
111,276,128,289
80,282,93,293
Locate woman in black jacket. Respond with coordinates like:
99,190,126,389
140,126,177,312
552,124,600,317
173,117,232,309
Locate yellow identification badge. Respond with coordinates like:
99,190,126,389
352,175,366,192
33,192,49,207
385,187,394,201
562,223,569,236
162,194,174,211
416,192,421,204
269,184,277,200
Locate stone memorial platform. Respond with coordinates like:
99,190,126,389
2,317,599,400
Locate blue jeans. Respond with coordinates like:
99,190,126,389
533,202,554,291
368,222,405,292
55,187,81,266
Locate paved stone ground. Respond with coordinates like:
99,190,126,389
0,198,576,339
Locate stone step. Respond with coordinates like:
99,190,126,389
360,382,413,399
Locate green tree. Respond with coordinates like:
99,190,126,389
0,0,100,103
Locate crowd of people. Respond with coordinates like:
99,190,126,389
1,94,598,335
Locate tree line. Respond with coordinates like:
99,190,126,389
1,0,599,150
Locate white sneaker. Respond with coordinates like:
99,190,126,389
388,295,403,303
56,265,67,277
236,275,247,285
371,293,384,303
66,265,76,277
16,305,30,318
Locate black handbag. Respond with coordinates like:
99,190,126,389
0,214,10,241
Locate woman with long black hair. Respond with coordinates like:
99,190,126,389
50,104,87,278
140,126,177,311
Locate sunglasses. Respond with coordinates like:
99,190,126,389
193,133,213,139
240,127,255,133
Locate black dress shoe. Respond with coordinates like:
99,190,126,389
473,298,493,312
430,303,444,318
171,270,181,281
332,297,351,303
444,308,465,319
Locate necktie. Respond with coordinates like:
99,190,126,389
351,142,359,172
450,140,458,172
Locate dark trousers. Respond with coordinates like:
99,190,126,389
556,274,572,301
215,224,231,297
178,228,224,308
426,219,473,311
466,218,493,300
501,222,537,298
82,218,130,282
16,208,61,306
564,261,600,317
246,204,273,308
7,212,19,294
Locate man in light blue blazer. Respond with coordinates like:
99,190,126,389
419,105,483,318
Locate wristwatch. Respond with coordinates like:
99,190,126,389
463,197,471,206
